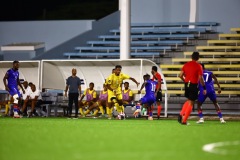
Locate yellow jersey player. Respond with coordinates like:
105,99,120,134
78,82,97,116
84,83,108,118
106,65,139,119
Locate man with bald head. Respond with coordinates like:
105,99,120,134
65,68,82,119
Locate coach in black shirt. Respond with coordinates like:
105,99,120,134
65,68,82,119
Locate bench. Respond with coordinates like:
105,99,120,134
162,90,240,95
172,58,240,64
230,28,240,33
110,28,207,36
183,51,240,58
207,40,240,46
165,77,240,82
74,46,172,54
162,70,240,76
161,64,240,69
87,40,184,48
167,83,240,89
98,34,195,42
131,22,220,29
219,34,240,39
196,46,240,52
64,52,162,59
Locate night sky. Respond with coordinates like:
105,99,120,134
0,0,118,21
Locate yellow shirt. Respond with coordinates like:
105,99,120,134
83,89,97,98
123,89,133,96
107,73,130,90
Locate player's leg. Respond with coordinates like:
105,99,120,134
78,101,85,116
210,92,226,123
156,91,162,119
98,100,105,116
178,83,190,123
73,93,79,118
181,83,198,125
84,102,98,116
68,93,74,118
12,94,20,118
196,91,207,123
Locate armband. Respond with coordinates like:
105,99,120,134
203,86,206,90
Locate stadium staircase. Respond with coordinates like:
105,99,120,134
162,27,240,116
63,22,219,64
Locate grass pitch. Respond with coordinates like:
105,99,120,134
0,117,239,160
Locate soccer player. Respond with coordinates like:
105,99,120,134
122,81,134,106
178,52,206,125
106,65,139,119
135,74,157,120
3,60,25,118
79,82,97,117
151,66,163,119
84,83,108,118
197,64,226,124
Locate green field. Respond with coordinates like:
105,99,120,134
0,117,239,160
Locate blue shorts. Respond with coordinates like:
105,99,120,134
8,86,21,97
140,95,156,106
198,89,217,103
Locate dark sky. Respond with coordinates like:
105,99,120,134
0,0,118,21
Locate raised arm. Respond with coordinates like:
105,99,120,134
129,77,140,87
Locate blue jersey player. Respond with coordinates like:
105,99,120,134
3,61,25,118
135,74,157,120
197,64,226,124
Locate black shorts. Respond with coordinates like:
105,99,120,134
184,82,198,101
156,90,162,102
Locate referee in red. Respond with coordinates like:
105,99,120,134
178,52,206,125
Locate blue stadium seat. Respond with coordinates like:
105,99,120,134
63,52,161,59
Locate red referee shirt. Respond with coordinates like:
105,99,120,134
152,72,161,90
182,60,203,84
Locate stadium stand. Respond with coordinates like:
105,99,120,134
160,26,240,115
63,22,218,60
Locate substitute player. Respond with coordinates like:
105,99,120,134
3,60,25,118
84,83,108,118
197,64,226,124
106,65,139,119
79,82,97,117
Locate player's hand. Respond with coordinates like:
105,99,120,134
136,82,140,87
138,90,141,94
5,86,10,92
218,88,221,94
22,89,25,94
203,90,207,95
64,92,67,97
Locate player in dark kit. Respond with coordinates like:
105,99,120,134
3,61,25,118
197,64,226,124
135,74,157,120
178,52,206,125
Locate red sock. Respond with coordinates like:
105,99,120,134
180,101,189,116
157,105,162,117
182,105,193,123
